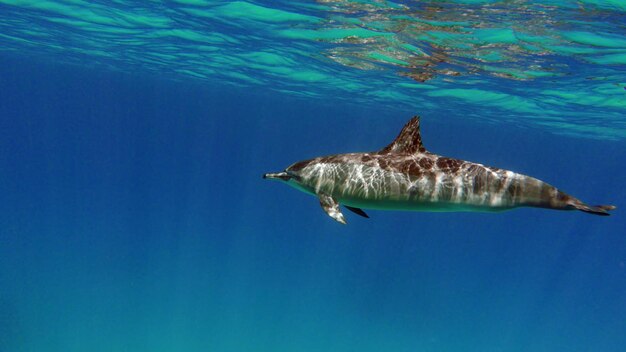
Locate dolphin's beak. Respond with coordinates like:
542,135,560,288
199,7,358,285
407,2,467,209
263,171,291,181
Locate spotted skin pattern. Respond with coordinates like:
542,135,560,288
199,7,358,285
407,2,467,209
265,116,614,223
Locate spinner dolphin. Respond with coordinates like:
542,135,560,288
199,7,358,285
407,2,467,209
264,116,615,224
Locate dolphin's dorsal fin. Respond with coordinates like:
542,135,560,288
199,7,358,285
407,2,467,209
379,116,426,154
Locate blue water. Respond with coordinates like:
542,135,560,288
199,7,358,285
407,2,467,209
1,1,626,351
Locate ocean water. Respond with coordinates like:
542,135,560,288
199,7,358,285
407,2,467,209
1,1,625,351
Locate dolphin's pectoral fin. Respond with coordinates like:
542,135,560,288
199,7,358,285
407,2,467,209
344,205,369,218
319,194,346,224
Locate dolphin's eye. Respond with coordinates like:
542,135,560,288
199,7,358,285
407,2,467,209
286,170,302,181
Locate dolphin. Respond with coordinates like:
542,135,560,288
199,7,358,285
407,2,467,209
264,116,615,224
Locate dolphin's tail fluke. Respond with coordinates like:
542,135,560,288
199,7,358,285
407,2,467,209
570,202,616,216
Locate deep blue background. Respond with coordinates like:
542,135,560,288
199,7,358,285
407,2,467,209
1,56,625,351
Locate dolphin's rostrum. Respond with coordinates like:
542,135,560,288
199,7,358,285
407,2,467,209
264,116,615,224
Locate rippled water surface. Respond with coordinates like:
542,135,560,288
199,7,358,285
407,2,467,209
1,0,625,138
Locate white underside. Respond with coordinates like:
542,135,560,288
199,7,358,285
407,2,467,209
338,197,514,213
